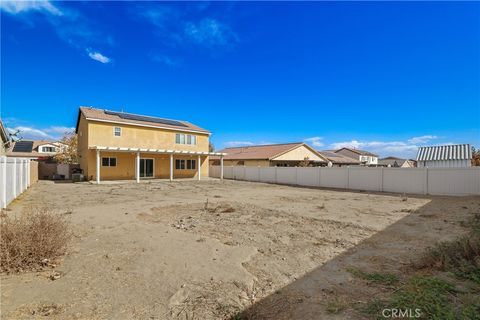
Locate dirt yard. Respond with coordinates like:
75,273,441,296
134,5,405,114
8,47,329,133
1,179,478,319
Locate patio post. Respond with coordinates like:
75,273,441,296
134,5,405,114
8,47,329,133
136,152,140,183
197,155,201,181
170,154,173,181
220,156,224,180
96,149,100,184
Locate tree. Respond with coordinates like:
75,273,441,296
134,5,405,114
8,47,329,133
472,146,480,166
54,131,78,164
209,142,215,153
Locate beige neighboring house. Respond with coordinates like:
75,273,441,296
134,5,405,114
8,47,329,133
211,142,328,167
7,140,66,159
0,119,11,155
318,151,360,167
334,147,379,166
378,156,416,168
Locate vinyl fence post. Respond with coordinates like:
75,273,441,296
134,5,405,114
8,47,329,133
346,166,350,190
27,159,31,187
318,167,322,187
1,157,6,209
12,158,17,198
380,167,384,192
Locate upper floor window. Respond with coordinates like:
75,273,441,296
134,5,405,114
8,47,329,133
175,133,196,145
42,146,56,152
114,127,121,137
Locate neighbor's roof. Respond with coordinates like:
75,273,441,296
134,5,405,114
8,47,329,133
212,142,327,161
335,147,378,157
76,107,210,134
318,151,360,164
378,158,408,167
416,144,472,161
6,140,60,158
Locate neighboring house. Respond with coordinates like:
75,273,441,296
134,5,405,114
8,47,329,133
0,119,10,155
76,106,224,182
6,140,66,159
416,144,472,168
334,147,379,166
318,151,360,167
210,142,328,167
378,156,416,168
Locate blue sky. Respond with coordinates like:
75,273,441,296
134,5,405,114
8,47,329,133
1,1,479,158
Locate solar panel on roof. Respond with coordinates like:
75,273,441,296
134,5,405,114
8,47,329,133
12,141,34,153
104,110,188,127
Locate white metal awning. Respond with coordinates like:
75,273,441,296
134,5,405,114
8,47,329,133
90,146,226,156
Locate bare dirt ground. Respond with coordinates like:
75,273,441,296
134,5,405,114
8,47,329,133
1,179,478,319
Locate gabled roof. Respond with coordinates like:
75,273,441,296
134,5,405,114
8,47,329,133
6,140,60,158
212,142,327,162
318,151,360,164
416,144,471,161
76,107,210,135
0,119,10,145
334,147,378,157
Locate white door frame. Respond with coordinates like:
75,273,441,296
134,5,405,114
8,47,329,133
137,157,155,178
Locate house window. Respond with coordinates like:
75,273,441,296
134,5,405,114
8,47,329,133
175,159,185,170
175,133,197,145
114,127,121,137
42,146,55,152
102,157,117,167
186,159,196,170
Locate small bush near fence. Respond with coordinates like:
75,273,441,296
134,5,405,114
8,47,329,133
0,207,72,273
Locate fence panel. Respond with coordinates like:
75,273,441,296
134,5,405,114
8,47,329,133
245,167,260,181
259,167,276,183
348,167,383,192
1,157,32,209
296,167,320,187
427,168,480,196
383,168,425,194
276,167,297,185
319,167,348,189
209,165,479,196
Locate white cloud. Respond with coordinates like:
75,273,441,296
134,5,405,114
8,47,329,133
87,50,111,64
304,137,324,148
151,54,180,67
0,1,63,16
7,125,74,140
328,135,441,158
224,141,255,148
184,18,237,47
407,135,438,144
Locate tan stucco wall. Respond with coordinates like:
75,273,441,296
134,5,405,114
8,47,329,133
272,145,324,161
86,120,209,152
85,152,208,180
77,115,210,180
29,161,38,184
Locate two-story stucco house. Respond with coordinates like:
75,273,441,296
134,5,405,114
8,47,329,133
75,107,225,183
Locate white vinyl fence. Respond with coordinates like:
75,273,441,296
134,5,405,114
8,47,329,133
210,166,480,196
0,156,31,209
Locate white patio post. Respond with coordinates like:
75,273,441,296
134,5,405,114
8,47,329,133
96,149,101,184
169,154,174,181
12,158,17,198
1,156,6,209
197,155,201,181
220,156,224,180
136,152,140,183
